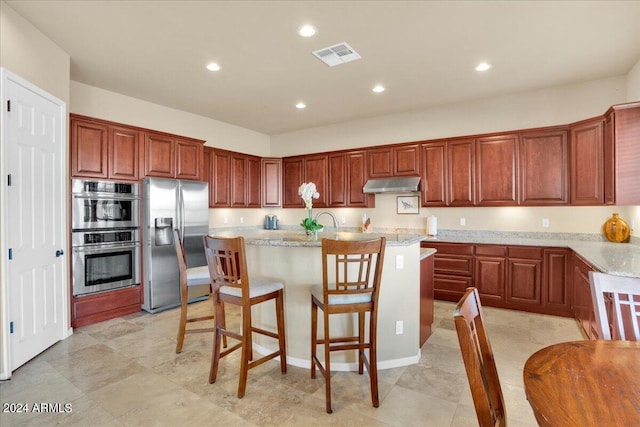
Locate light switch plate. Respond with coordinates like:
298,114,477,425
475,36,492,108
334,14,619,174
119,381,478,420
395,255,404,269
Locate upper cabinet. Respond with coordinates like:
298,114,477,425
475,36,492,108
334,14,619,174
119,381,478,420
476,135,518,206
421,139,475,207
570,117,604,205
518,129,568,205
303,154,329,208
261,158,282,207
205,148,260,208
369,144,420,178
71,115,140,181
282,154,328,208
604,102,640,206
144,131,204,180
328,151,373,207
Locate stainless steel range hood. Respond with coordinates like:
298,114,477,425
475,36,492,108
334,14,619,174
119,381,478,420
362,177,421,194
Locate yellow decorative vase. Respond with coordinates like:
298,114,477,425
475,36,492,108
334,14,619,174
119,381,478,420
603,213,630,243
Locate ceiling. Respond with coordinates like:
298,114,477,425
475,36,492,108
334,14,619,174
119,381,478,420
7,1,640,135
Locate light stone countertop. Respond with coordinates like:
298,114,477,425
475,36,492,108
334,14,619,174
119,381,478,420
210,227,639,278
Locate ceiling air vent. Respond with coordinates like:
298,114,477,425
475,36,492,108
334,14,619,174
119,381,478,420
312,42,361,67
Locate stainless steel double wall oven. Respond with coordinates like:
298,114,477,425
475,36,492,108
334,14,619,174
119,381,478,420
71,179,141,296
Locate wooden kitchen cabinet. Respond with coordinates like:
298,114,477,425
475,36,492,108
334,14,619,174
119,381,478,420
603,102,640,206
231,153,247,207
430,242,474,301
211,149,231,207
328,151,372,207
518,129,568,205
420,250,435,347
246,155,261,207
421,141,447,206
72,285,141,328
476,135,518,206
447,138,476,206
282,154,328,208
144,132,204,180
506,246,543,307
71,115,140,181
570,117,605,205
543,248,572,316
572,253,598,339
261,158,282,207
368,144,420,178
475,245,506,302
282,157,304,207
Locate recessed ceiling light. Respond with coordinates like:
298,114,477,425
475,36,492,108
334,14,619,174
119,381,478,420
295,102,307,109
475,62,491,72
298,24,317,37
372,85,385,93
206,62,221,72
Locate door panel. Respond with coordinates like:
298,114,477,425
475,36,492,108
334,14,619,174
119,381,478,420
3,70,67,375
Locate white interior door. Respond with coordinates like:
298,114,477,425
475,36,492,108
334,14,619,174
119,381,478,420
1,69,68,376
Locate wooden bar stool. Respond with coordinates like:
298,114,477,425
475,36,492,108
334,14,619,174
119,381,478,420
174,229,225,353
203,235,287,398
310,237,386,413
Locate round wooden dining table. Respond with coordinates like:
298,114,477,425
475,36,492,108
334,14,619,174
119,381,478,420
523,340,640,426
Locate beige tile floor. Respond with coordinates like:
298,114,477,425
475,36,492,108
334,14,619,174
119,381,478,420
0,299,583,426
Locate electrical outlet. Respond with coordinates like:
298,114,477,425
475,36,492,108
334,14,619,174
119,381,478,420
240,217,244,224
542,218,550,228
460,217,466,226
395,321,403,335
341,216,346,224
223,217,228,224
395,255,404,269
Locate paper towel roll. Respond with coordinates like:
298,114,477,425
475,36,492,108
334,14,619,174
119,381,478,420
427,215,437,236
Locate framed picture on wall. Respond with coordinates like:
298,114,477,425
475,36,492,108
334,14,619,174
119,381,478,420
397,195,419,214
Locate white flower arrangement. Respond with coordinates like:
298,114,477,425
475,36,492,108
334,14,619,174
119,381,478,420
298,182,322,232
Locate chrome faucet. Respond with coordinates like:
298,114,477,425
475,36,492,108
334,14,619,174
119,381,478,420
314,211,339,229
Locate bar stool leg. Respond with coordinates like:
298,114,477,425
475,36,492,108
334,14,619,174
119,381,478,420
276,291,287,374
323,310,333,414
369,312,379,408
311,300,318,379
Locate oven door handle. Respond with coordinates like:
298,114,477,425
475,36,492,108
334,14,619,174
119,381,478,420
73,242,140,254
73,194,139,200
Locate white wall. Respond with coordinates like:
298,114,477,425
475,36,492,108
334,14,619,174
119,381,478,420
627,59,640,101
70,82,271,156
270,76,627,157
0,0,71,380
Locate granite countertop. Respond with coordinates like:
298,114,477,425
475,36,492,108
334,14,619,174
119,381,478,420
420,232,640,278
211,228,424,247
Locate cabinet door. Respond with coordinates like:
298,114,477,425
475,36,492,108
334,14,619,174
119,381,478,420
204,147,213,207
476,135,518,206
109,126,139,181
421,142,447,206
71,119,109,178
175,139,202,180
304,154,328,208
144,133,175,178
283,157,304,207
328,153,347,206
475,245,506,302
394,144,420,176
231,154,247,207
368,147,393,178
609,105,640,205
212,150,231,207
519,130,568,205
543,248,572,316
570,118,604,205
603,112,615,205
247,156,261,207
507,258,542,306
347,151,372,207
448,139,475,206
572,254,597,339
261,158,282,207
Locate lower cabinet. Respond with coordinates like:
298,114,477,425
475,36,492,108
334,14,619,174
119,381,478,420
420,253,435,347
72,286,142,328
428,242,572,317
572,253,598,339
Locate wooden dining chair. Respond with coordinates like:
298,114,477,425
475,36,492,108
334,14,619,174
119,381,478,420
203,235,287,398
310,237,386,414
589,271,640,341
174,229,224,353
454,287,506,427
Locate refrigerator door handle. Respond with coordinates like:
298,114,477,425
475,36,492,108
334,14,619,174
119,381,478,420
178,185,185,239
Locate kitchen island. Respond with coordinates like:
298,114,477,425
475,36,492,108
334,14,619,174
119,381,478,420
211,229,427,370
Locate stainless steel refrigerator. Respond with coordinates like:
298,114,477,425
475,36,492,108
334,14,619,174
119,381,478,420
141,178,209,313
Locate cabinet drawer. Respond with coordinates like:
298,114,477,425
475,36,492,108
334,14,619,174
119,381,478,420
476,245,506,257
508,246,543,259
434,274,474,293
430,243,474,256
434,255,473,276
